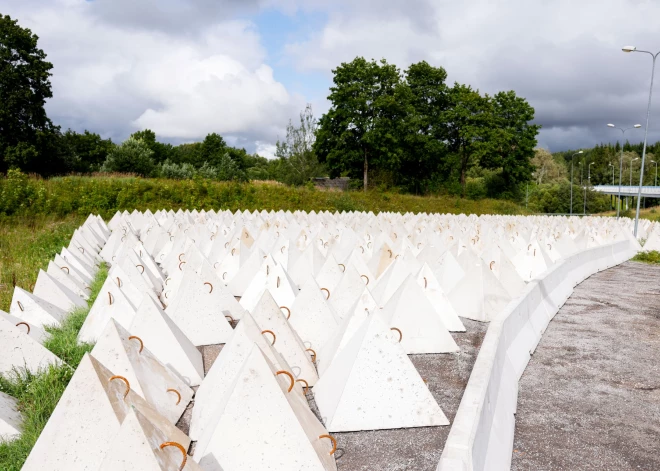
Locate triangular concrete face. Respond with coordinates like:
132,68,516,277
369,260,411,306
433,251,465,294
99,408,202,471
239,255,299,313
91,320,194,424
78,283,137,344
289,278,339,352
195,346,336,471
164,271,238,346
314,254,344,293
0,317,61,375
447,261,511,322
9,287,66,328
415,264,465,332
105,265,145,309
190,313,294,441
46,261,89,299
22,354,189,471
60,247,95,279
130,297,204,387
379,277,459,354
511,241,549,282
54,252,93,285
227,247,265,296
329,264,368,320
33,269,88,313
0,391,22,442
313,313,449,432
0,309,50,345
250,290,318,386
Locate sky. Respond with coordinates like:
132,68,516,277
4,0,660,158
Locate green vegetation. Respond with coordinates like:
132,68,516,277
632,250,660,264
0,266,106,471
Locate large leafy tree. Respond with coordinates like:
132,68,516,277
60,129,114,173
0,14,56,173
101,137,155,176
275,104,325,185
481,91,540,193
130,129,172,164
314,57,404,191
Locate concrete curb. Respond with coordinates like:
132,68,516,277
437,240,638,471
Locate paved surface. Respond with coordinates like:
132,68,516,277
512,262,660,471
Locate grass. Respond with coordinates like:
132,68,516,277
0,263,107,471
595,205,660,222
0,214,87,311
632,250,660,264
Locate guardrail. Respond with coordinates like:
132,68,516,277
593,185,660,197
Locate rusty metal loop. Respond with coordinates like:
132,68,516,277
204,282,213,293
490,261,495,270
275,370,295,392
280,306,291,320
17,300,24,312
225,314,235,323
78,246,85,254
15,322,30,335
116,277,122,287
361,274,369,285
338,263,346,272
231,248,236,256
128,335,144,353
281,246,286,254
388,249,393,258
109,375,130,399
261,329,276,345
166,388,182,405
296,379,310,395
159,442,187,471
178,261,186,271
306,348,317,362
136,264,144,274
108,292,114,305
60,266,70,274
390,327,403,342
359,246,364,253
321,287,330,300
276,276,280,288
222,272,227,280
319,434,337,455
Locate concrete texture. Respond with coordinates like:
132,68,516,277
329,319,487,471
512,261,660,471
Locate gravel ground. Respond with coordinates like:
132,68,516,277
512,261,660,471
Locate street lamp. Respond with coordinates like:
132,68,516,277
609,162,615,184
570,151,583,215
651,160,658,186
622,45,660,236
630,157,639,209
607,123,642,218
588,161,595,183
583,185,587,215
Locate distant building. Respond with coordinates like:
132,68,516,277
312,177,350,191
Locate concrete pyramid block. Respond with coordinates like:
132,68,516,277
328,264,368,320
433,250,465,294
379,276,459,354
289,277,340,352
33,269,88,312
195,346,336,471
99,408,202,471
54,252,93,285
130,297,204,387
239,255,299,313
313,313,449,432
9,286,66,328
22,354,189,471
78,283,137,343
105,265,146,309
369,259,411,306
415,264,465,332
46,260,89,299
60,246,95,279
226,246,264,295
0,391,22,443
91,319,194,424
190,312,294,441
0,310,62,374
0,309,50,345
250,290,318,386
314,254,344,293
164,270,238,346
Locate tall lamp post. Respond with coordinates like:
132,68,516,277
607,123,641,218
651,160,658,186
570,151,583,215
608,162,615,209
630,157,639,209
585,162,594,215
622,46,659,237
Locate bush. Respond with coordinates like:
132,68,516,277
466,178,487,200
159,160,195,179
100,137,155,177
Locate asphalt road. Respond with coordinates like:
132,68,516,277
512,261,660,471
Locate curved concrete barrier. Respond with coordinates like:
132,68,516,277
437,240,637,471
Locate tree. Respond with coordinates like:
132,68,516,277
275,104,325,185
130,129,172,164
60,130,114,173
0,15,55,173
481,91,540,194
101,137,155,176
442,83,492,195
531,148,567,184
314,57,404,192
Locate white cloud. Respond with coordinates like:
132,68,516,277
255,141,278,159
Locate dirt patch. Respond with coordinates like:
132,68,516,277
512,262,660,471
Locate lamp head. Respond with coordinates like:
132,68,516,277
622,46,637,52
634,124,642,128
633,157,639,161
578,150,583,154
607,124,615,127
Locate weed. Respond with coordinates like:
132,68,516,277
632,250,660,265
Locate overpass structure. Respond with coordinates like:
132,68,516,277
592,185,660,198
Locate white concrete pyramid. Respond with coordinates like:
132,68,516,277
328,264,368,320
22,354,189,471
33,269,87,313
314,254,344,293
195,346,336,471
415,264,465,332
313,313,449,432
288,277,340,352
78,282,137,343
9,287,66,328
0,309,50,345
250,290,318,386
91,319,194,424
129,297,204,387
240,255,299,313
0,316,61,375
46,261,89,299
0,391,22,442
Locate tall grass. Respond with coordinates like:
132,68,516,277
0,265,107,471
632,250,660,264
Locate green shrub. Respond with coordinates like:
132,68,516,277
101,137,155,177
